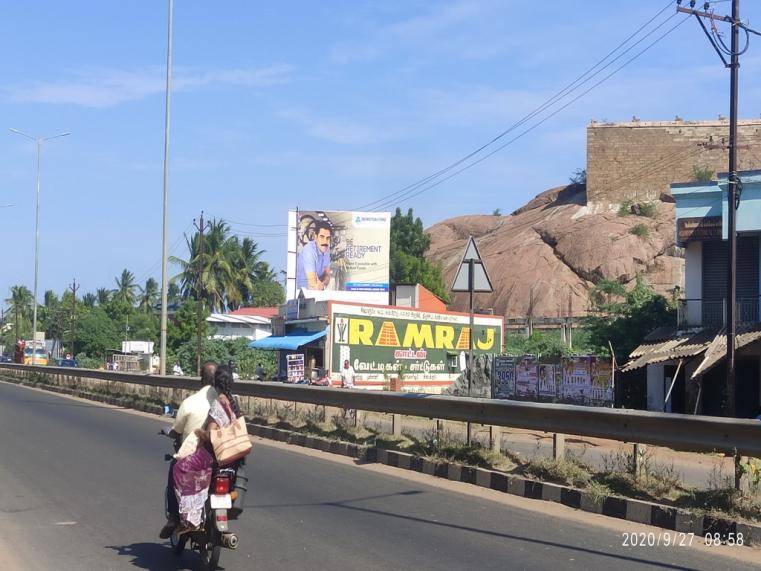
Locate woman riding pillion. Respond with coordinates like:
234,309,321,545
160,362,243,538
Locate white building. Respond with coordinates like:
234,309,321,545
206,307,277,341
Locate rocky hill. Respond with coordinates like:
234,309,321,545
426,184,683,319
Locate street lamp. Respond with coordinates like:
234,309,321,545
9,128,70,365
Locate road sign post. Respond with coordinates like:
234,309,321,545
451,236,493,444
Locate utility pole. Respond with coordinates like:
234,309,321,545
159,0,174,376
678,0,757,416
68,278,79,358
194,211,209,376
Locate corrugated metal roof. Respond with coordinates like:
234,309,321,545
690,323,761,378
206,313,271,325
623,328,716,372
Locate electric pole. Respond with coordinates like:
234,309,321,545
69,278,79,358
194,211,209,376
678,0,758,416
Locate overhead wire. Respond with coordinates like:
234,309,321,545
369,14,691,211
355,0,680,212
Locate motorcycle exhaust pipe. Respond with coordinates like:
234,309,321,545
221,533,238,550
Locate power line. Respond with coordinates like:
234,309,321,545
355,1,679,211
370,14,690,211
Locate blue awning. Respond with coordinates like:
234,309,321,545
249,329,327,351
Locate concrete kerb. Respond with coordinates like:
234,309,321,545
3,371,761,548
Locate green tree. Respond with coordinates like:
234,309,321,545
167,299,209,353
113,269,139,306
138,278,159,313
76,307,121,359
96,287,111,306
584,275,675,361
5,285,33,341
390,208,449,302
172,219,283,311
82,293,97,308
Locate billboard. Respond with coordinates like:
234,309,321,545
287,210,390,304
329,302,504,386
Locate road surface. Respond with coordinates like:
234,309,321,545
0,380,756,570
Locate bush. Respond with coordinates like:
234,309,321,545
692,164,714,182
637,202,657,218
174,338,277,379
618,200,633,217
629,223,650,239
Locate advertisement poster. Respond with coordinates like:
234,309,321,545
287,210,390,304
330,302,504,384
537,363,557,399
286,353,305,383
492,356,516,399
560,356,591,401
589,358,614,405
515,356,538,398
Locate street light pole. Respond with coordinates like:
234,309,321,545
159,0,174,376
9,128,70,365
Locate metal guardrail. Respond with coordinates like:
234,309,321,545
2,363,761,456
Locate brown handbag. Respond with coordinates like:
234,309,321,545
210,416,252,466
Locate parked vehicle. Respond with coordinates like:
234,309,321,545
23,343,49,366
160,428,244,571
0,355,11,363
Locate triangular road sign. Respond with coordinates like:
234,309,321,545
451,236,493,293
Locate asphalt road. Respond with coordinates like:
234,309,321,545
0,381,756,571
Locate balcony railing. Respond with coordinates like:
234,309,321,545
676,297,761,328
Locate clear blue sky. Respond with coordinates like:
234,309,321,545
2,1,761,304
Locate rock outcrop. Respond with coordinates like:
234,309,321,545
426,185,683,319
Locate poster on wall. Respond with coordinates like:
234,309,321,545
492,356,516,399
286,353,305,383
560,356,591,402
589,358,614,405
537,363,558,399
286,210,390,304
515,356,538,398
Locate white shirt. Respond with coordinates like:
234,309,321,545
340,366,355,388
172,385,218,458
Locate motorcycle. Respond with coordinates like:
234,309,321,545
160,427,245,570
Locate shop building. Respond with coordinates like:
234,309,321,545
252,289,504,393
622,170,761,417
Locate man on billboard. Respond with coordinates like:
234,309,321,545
296,221,332,290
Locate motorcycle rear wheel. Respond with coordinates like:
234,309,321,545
169,533,187,555
199,533,221,571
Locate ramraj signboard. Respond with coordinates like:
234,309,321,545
327,302,504,388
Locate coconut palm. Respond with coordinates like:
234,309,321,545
82,293,97,308
44,289,59,308
138,278,159,313
5,285,33,341
96,287,111,306
168,282,180,305
113,269,138,306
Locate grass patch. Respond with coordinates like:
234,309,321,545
630,223,650,239
522,457,593,488
618,200,657,218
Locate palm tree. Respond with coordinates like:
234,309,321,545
44,289,59,308
139,278,159,313
96,287,111,306
82,293,97,308
168,282,180,306
113,269,138,306
5,285,33,341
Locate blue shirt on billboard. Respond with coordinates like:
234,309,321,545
296,240,331,289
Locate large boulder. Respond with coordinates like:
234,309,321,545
426,185,682,319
